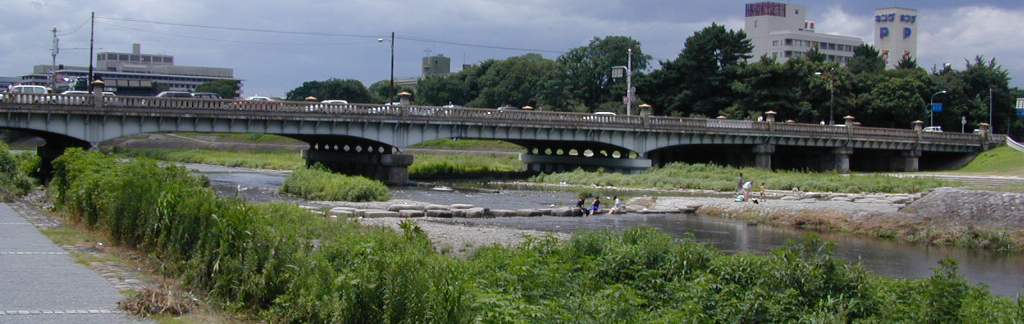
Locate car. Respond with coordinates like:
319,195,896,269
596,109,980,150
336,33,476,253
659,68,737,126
497,105,519,110
10,85,50,94
156,91,194,98
593,111,616,116
923,126,943,132
305,99,349,112
192,92,222,99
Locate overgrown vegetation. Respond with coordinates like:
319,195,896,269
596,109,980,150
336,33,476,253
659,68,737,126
281,165,390,202
48,149,1022,322
0,142,38,200
532,162,955,193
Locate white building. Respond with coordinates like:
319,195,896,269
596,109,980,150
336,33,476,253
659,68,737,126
873,7,919,69
745,2,863,65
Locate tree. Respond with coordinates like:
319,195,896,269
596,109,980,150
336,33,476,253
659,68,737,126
543,36,651,112
644,23,753,117
731,57,807,119
196,79,239,99
466,53,555,109
896,55,919,69
932,56,1015,133
847,45,885,74
416,74,471,106
285,78,372,103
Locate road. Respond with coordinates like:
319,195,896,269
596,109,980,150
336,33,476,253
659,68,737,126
0,202,149,323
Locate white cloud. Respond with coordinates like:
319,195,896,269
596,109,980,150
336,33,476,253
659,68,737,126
920,5,1024,81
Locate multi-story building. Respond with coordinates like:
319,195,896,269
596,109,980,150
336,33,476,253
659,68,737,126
874,7,919,69
20,43,241,95
745,2,863,65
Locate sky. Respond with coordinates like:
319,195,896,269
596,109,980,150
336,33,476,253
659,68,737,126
2,0,1022,98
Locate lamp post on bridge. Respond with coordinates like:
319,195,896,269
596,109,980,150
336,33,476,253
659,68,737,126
611,48,635,115
374,31,393,102
930,90,948,127
814,68,835,125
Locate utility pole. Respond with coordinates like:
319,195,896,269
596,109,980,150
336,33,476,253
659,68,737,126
989,88,993,128
88,12,95,83
51,27,59,89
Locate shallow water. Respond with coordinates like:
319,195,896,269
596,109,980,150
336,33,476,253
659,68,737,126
187,164,1024,298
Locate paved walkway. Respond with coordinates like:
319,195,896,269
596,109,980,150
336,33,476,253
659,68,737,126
0,202,149,324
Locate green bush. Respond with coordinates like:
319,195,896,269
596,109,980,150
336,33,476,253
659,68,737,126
281,165,390,202
0,142,36,197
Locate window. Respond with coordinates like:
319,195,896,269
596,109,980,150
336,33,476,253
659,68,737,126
773,40,779,46
785,39,793,46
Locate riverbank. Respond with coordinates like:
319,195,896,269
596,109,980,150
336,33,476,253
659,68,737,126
317,183,1024,254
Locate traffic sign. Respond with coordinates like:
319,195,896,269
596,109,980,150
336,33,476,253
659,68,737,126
931,103,943,112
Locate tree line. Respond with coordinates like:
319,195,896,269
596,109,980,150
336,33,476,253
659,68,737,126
269,24,1022,136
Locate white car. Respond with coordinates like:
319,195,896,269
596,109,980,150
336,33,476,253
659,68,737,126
923,126,943,132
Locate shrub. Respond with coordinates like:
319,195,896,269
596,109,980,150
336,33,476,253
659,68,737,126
281,165,390,202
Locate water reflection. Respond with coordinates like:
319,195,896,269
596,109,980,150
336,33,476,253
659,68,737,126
186,164,1024,298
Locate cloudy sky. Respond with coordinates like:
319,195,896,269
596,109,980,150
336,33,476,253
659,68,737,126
2,0,1022,98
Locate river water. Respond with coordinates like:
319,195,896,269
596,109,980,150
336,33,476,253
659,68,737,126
190,164,1024,298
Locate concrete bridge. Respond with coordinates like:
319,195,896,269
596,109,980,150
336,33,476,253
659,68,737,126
0,91,1003,184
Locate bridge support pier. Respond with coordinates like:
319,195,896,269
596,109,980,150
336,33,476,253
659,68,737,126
753,144,774,170
899,149,921,172
302,149,413,185
521,154,651,174
832,147,853,174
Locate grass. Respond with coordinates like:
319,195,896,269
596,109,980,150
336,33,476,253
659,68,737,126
951,146,1024,176
409,153,522,175
532,163,957,193
408,138,524,151
113,147,305,170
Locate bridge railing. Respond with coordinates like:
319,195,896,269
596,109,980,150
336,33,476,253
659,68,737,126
0,93,995,146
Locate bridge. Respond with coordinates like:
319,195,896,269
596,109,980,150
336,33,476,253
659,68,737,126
0,91,1004,184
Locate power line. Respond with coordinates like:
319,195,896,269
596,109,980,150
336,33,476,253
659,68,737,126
58,16,91,36
95,15,565,54
97,21,374,47
96,16,380,39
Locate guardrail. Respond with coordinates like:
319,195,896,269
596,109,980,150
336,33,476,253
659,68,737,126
0,92,992,146
1007,136,1024,153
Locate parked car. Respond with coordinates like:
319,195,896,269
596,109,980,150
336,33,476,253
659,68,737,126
923,126,943,132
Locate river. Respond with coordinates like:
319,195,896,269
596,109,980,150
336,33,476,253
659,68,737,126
191,163,1024,298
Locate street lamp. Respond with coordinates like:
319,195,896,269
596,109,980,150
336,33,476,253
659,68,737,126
611,48,635,115
378,32,395,103
814,69,835,125
930,90,948,127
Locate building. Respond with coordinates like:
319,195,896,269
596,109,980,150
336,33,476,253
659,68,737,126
20,43,241,96
744,2,863,65
874,7,919,69
394,54,455,88
422,54,451,77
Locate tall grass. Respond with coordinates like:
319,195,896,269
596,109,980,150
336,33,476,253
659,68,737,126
113,147,305,170
281,165,390,202
954,146,1024,176
48,150,1022,323
409,153,521,176
532,162,955,193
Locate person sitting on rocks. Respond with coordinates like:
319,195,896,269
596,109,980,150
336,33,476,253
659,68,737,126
590,195,601,215
608,196,623,214
576,197,587,216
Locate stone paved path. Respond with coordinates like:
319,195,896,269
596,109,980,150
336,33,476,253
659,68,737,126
0,202,150,324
